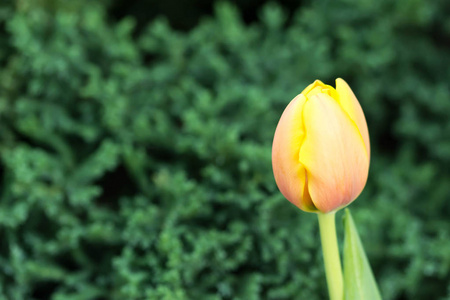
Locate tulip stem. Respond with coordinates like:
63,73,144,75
317,211,343,300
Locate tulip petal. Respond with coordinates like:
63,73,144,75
299,93,369,213
272,94,317,211
336,78,370,158
301,80,324,96
302,80,339,101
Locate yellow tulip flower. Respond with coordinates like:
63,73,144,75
272,78,370,213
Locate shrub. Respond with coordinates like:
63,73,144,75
0,0,449,299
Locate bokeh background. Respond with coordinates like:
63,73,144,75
0,0,449,299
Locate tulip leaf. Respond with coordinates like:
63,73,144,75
343,209,382,300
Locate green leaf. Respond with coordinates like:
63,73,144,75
343,209,382,300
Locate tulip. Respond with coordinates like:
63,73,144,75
272,78,370,213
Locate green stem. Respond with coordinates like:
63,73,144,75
317,211,344,300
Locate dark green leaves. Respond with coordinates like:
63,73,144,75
0,0,449,299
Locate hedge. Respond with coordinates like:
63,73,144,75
0,0,449,299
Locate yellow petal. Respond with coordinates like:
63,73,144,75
299,93,369,213
272,94,316,211
336,78,370,158
302,79,339,100
301,80,324,96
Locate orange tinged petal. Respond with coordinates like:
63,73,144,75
299,93,369,213
336,78,370,158
272,94,317,211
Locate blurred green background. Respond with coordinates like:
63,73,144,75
0,0,449,299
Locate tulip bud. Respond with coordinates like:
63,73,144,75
272,79,370,213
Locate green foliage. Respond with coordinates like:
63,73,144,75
0,0,449,299
343,209,381,300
